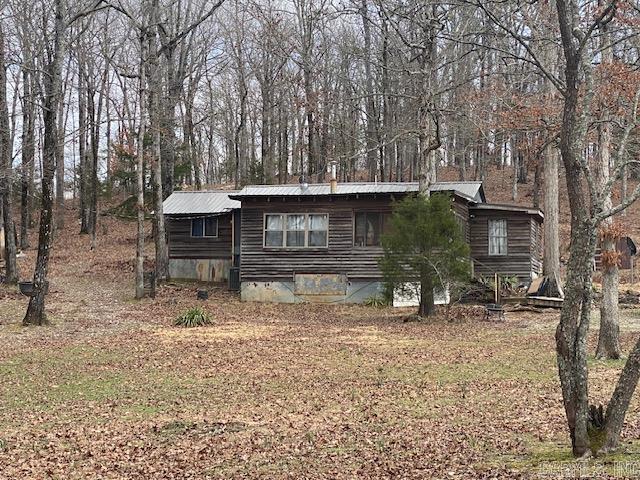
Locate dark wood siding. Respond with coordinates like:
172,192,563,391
240,194,541,285
166,213,233,259
469,207,541,282
530,218,543,275
452,196,470,243
240,196,399,282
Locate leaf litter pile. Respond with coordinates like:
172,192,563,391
1,213,639,479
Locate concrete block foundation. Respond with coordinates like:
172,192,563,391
168,258,231,282
240,280,385,304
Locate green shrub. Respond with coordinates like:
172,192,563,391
174,306,212,327
364,295,389,308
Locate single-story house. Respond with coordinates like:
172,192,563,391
163,181,543,303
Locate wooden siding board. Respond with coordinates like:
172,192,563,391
469,208,540,282
240,197,396,282
240,195,542,285
167,213,233,259
452,196,470,243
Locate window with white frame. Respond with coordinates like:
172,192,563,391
191,217,218,238
264,213,329,248
488,219,507,255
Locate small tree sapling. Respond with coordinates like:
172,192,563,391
379,193,471,317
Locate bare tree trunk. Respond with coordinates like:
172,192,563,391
20,60,35,250
86,86,97,240
105,80,112,193
380,13,393,182
418,273,434,317
600,337,640,452
511,137,518,201
148,4,168,282
234,70,247,188
595,24,621,360
23,0,65,326
135,29,148,300
78,58,90,234
554,0,595,456
539,0,561,287
543,144,560,277
0,23,17,283
416,5,440,194
361,0,377,181
55,79,66,230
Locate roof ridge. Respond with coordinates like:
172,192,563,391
240,180,484,188
433,181,482,184
243,181,419,186
172,190,239,193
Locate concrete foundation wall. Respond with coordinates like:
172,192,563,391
240,280,384,304
169,258,231,282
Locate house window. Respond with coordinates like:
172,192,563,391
488,219,507,255
191,217,218,238
308,214,328,247
264,213,329,248
354,212,390,247
265,214,284,246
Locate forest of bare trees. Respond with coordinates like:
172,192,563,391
5,0,631,207
1,0,640,460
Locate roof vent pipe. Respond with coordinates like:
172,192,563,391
329,161,338,194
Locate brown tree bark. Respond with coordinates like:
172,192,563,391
552,0,640,457
55,75,67,231
600,337,640,452
543,144,560,278
78,56,90,234
595,23,621,360
135,26,148,300
20,56,35,250
416,5,440,194
0,23,17,283
23,0,65,326
554,0,599,456
418,275,435,318
148,1,168,282
361,0,378,182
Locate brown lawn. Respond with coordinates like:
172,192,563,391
0,212,639,479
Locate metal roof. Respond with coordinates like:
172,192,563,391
428,182,485,202
163,190,240,215
230,181,485,203
470,202,544,220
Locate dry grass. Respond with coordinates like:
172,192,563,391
0,208,639,479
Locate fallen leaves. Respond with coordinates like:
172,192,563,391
0,207,639,479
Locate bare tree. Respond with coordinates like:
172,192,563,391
23,0,67,325
552,0,640,456
0,20,17,283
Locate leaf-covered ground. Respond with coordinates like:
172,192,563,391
1,213,639,479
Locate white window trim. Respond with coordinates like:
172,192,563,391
488,219,507,256
190,217,219,238
263,213,329,249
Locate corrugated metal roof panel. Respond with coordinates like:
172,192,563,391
470,202,544,219
428,182,485,202
235,182,420,196
231,181,485,202
162,191,240,215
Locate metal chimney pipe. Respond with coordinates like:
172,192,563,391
330,162,337,194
